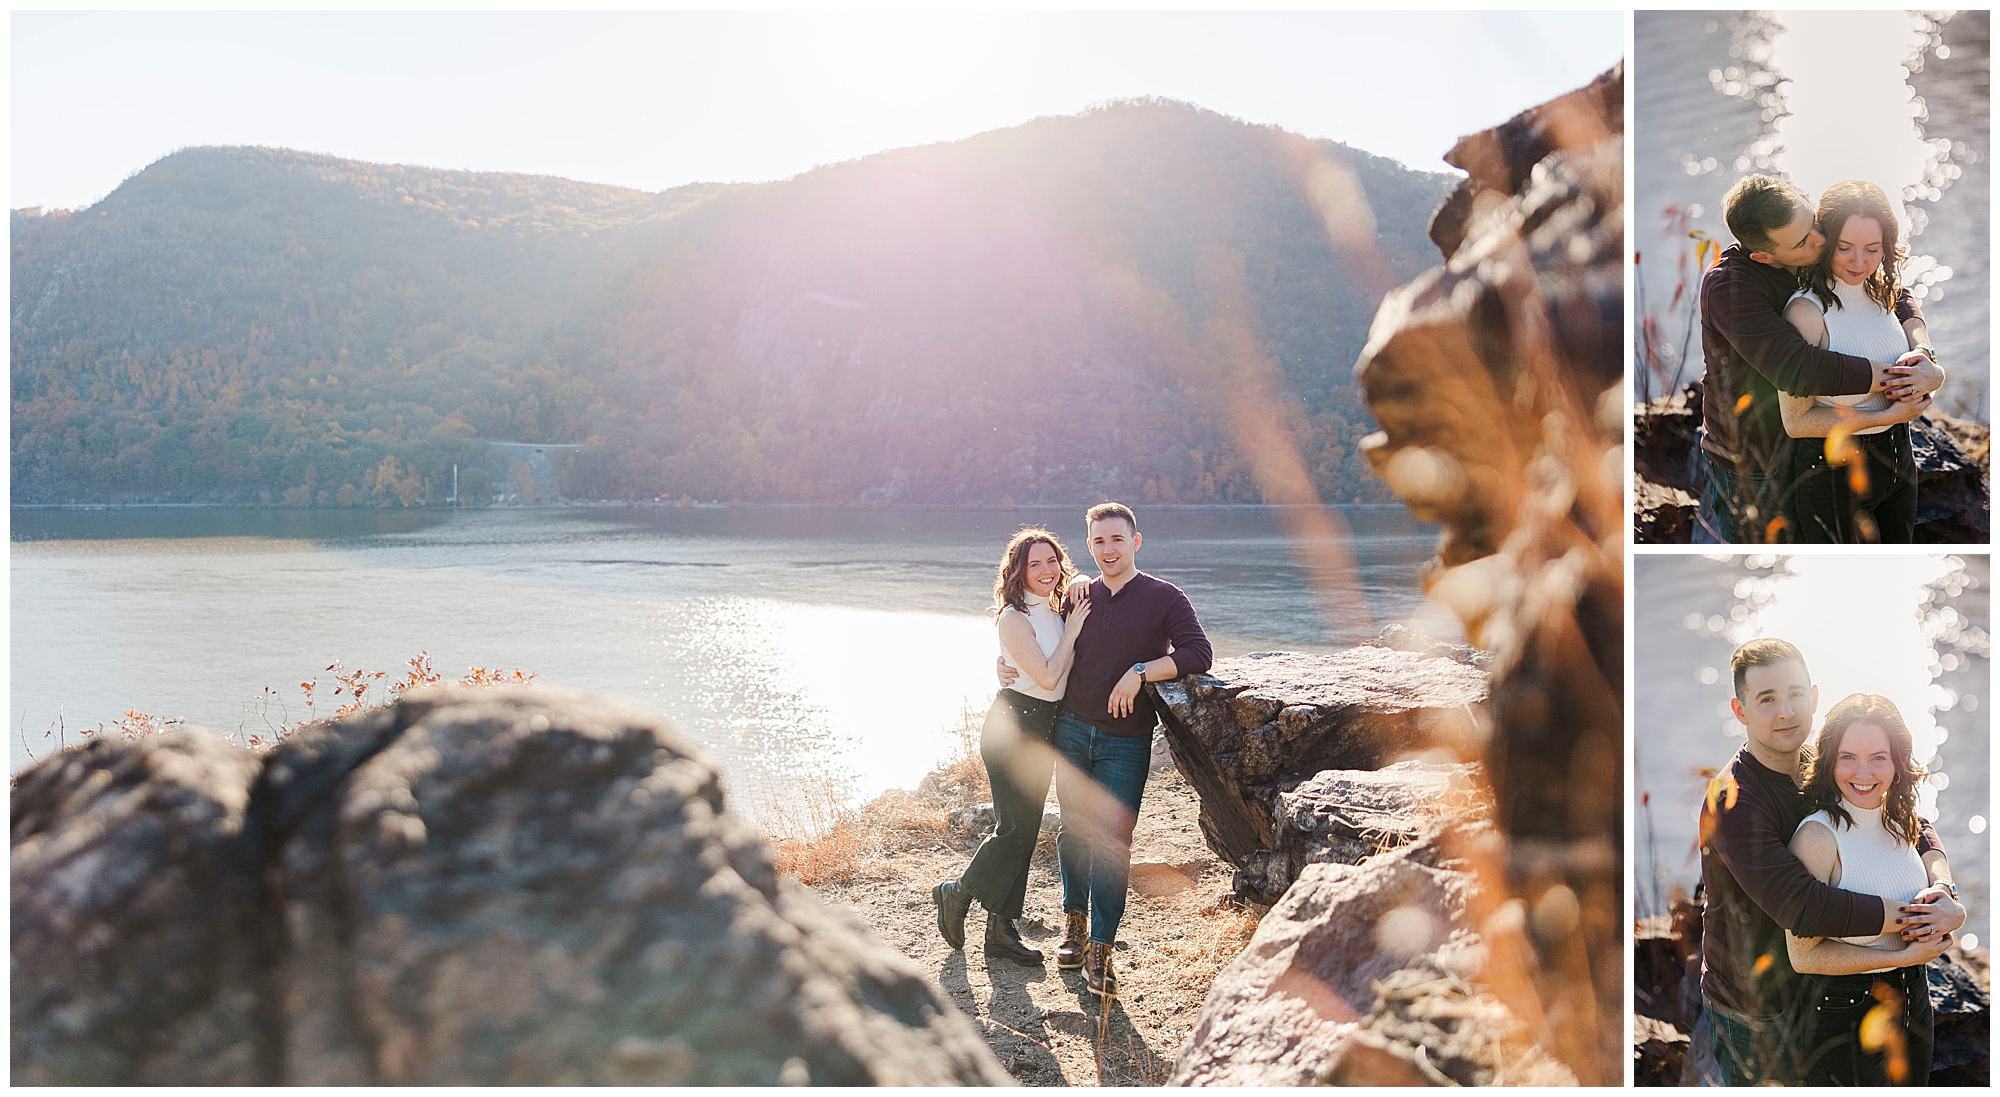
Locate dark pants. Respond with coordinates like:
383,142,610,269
957,690,1059,919
1705,996,1799,1086
1786,423,1917,543
1698,451,1787,544
1797,965,1934,1086
1053,711,1151,945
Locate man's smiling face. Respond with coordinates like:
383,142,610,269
1087,516,1138,581
1731,659,1819,766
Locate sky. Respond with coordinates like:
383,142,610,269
11,10,1625,212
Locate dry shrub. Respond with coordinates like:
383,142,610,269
771,816,875,886
869,787,954,845
756,773,888,886
761,702,997,885
15,652,536,774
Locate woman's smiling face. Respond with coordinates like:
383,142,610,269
1831,214,1885,286
1023,540,1062,597
1831,720,1896,810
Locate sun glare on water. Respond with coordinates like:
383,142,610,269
1767,11,1956,298
763,601,996,796
1744,555,1957,818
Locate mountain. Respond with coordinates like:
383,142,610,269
11,100,1458,506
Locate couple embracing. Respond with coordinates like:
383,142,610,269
1701,638,1968,1085
931,502,1210,1000
1697,174,1948,543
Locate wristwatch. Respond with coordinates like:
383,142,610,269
1914,343,1938,363
1937,880,1960,902
1131,662,1148,683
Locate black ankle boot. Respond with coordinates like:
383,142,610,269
983,912,1044,965
932,880,973,950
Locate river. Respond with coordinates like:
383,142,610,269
10,504,1459,811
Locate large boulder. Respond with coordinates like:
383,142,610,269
1234,760,1490,902
12,686,1012,1086
1354,62,1624,1084
11,731,269,1085
1151,646,1488,882
1172,818,1572,1087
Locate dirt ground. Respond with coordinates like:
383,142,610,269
802,745,1262,1087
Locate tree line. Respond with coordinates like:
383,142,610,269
12,100,1457,506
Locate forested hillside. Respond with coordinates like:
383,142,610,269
12,100,1457,505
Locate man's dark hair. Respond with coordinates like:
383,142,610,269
1085,502,1137,534
1722,174,1810,253
1729,637,1810,700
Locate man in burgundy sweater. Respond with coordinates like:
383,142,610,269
1006,502,1211,998
1700,638,1964,1084
1694,175,1941,542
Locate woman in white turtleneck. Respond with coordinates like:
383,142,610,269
1785,694,1962,1085
1779,179,1943,543
931,528,1089,966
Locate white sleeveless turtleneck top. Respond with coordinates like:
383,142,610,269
1795,803,1930,970
999,597,1067,702
1788,281,1909,435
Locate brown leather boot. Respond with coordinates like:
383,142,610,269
1055,909,1089,970
1084,940,1118,998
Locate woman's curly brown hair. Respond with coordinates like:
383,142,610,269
991,527,1078,617
1801,692,1926,847
1804,179,1907,316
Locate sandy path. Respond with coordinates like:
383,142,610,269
807,753,1258,1087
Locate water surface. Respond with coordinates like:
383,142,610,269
11,504,1459,807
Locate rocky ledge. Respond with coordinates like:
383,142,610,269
1633,903,1991,1086
10,687,1011,1086
1634,382,1991,543
1172,816,1573,1086
1151,636,1490,900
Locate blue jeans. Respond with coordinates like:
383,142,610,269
1705,996,1798,1086
1698,451,1787,544
1053,711,1151,945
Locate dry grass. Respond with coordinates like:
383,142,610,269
761,702,989,885
1154,893,1265,999
15,652,536,774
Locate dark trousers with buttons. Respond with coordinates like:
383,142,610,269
1786,422,1917,543
1796,964,1933,1085
957,690,1059,920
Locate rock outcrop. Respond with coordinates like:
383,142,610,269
1352,62,1625,1084
1151,644,1488,891
1173,818,1572,1087
1234,760,1490,902
11,687,1012,1086
1633,383,1992,543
